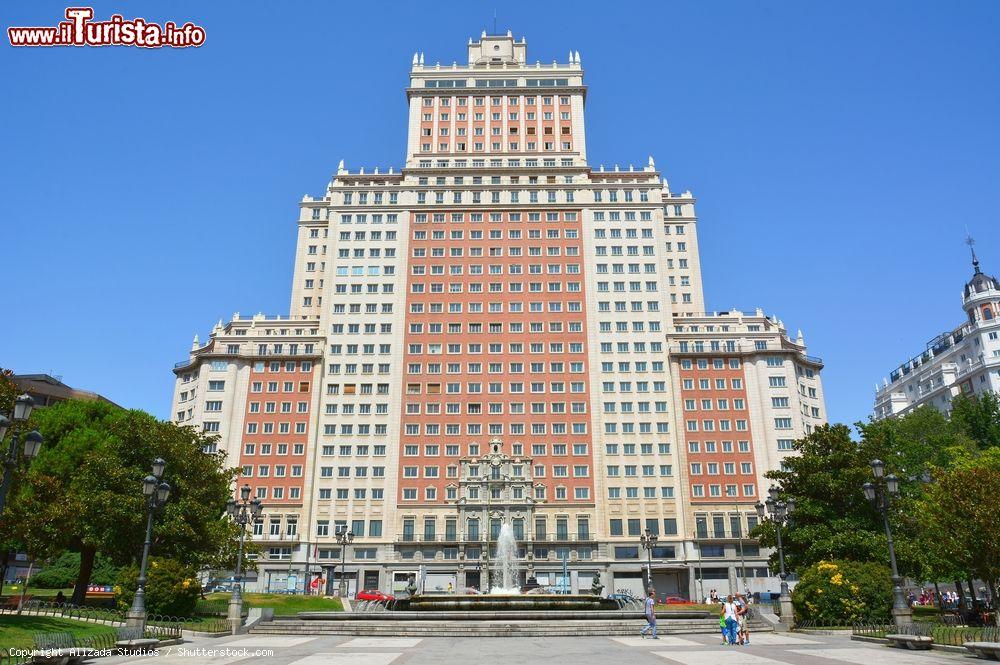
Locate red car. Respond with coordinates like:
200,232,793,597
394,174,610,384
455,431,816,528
355,589,394,602
661,595,695,605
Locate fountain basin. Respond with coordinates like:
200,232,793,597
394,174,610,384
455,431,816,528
397,593,620,612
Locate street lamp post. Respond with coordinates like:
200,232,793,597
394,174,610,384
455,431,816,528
756,486,795,625
225,483,262,635
335,527,354,597
694,530,704,603
863,458,912,627
126,458,171,631
0,394,44,516
639,528,658,595
734,499,748,597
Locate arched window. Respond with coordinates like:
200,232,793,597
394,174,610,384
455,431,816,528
984,306,994,321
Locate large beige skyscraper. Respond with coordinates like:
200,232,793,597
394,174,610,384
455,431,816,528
171,32,826,599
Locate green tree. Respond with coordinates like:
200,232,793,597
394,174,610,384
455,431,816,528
0,368,19,416
950,392,1000,450
31,551,119,588
754,424,885,571
1,399,241,606
915,449,1000,625
754,411,975,578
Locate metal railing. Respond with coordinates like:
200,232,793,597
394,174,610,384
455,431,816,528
795,618,867,629
0,600,197,638
0,612,184,664
0,600,124,624
852,623,894,638
851,623,1000,646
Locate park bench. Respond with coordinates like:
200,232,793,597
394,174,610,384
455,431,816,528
114,625,158,651
964,641,1000,660
30,632,94,665
885,633,933,650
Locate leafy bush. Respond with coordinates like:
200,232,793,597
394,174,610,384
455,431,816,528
31,551,119,589
791,559,892,624
114,557,201,617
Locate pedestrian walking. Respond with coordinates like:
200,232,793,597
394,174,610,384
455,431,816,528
640,589,659,639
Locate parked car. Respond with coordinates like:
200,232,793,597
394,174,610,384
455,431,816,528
607,592,636,602
660,595,695,605
355,589,395,602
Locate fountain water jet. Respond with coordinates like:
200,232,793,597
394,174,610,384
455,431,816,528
490,522,520,594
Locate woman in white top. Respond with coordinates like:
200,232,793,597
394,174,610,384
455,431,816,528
721,595,739,645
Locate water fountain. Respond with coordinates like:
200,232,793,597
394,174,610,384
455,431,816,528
398,520,620,611
291,519,716,635
490,522,520,594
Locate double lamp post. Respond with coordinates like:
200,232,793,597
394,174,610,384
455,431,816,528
336,527,355,597
226,483,262,634
756,486,795,624
639,528,658,595
126,459,171,630
862,458,912,627
0,394,44,516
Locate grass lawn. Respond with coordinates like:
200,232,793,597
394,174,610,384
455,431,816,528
0,587,75,599
1,587,117,609
203,592,342,615
912,605,949,623
0,615,115,653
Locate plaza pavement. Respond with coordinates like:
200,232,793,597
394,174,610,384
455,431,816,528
101,631,974,665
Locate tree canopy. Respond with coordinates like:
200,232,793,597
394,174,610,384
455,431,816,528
753,389,1000,623
914,448,1000,620
0,397,241,605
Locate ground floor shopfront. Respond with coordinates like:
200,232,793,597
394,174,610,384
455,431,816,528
246,553,788,602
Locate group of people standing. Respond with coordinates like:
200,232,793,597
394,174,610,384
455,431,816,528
639,590,751,644
719,594,751,645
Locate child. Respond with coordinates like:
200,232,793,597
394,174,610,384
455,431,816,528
719,614,728,645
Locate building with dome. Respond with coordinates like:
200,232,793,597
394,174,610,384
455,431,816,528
874,245,1000,419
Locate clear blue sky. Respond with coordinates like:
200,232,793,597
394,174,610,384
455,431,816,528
2,1,998,426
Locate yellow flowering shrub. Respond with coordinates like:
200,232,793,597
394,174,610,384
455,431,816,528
115,557,201,617
791,559,891,624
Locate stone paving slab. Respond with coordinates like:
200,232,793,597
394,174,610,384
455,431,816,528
611,636,702,647
337,638,423,649
223,637,318,647
743,634,822,645
286,655,403,665
652,651,790,665
788,647,964,665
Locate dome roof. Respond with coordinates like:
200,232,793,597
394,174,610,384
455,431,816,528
964,259,1000,298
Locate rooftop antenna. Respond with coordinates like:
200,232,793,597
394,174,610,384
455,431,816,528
493,9,497,35
966,229,981,274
